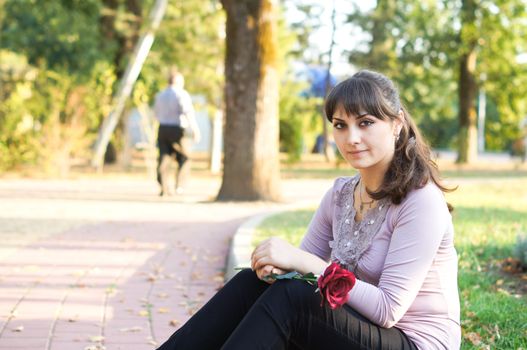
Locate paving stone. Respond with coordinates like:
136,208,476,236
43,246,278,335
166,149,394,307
0,176,328,348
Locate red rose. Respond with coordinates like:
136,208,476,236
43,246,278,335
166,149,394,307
317,262,356,309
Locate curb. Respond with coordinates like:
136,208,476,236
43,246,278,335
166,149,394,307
224,200,318,282
224,210,283,281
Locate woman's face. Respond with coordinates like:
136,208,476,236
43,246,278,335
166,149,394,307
331,104,400,175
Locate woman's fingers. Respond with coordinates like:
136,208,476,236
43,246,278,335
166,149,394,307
250,237,296,272
256,265,276,284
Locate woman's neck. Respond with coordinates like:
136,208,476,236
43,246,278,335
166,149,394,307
358,169,385,192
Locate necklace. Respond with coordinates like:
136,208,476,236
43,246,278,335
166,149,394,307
358,180,375,213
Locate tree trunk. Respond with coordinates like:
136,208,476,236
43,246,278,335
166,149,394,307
457,0,478,164
100,0,143,79
323,0,336,163
457,51,478,163
92,0,168,169
217,0,281,201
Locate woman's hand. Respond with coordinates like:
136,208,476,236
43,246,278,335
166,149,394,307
251,237,298,272
255,264,286,284
252,237,330,280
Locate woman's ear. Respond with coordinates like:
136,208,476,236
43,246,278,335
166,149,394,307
394,110,404,137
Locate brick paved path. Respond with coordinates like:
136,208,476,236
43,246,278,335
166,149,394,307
0,176,332,350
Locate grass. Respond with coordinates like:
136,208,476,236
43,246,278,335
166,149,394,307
253,173,527,350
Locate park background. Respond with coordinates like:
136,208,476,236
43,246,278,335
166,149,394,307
1,0,526,349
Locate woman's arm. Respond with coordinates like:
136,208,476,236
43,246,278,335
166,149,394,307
347,185,449,327
251,184,336,278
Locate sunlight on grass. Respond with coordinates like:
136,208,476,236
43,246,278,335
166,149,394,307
253,176,527,349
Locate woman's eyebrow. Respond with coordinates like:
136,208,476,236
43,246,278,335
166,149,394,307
332,116,347,122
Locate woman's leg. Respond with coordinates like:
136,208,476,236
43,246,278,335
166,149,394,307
157,269,269,350
221,279,417,350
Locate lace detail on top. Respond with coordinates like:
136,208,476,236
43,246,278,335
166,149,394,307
329,175,391,272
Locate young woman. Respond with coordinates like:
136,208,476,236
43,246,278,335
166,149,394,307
157,70,461,350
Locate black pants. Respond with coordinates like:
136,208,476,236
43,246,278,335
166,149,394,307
157,269,417,350
156,125,189,194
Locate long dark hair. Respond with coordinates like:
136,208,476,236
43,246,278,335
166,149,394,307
325,70,455,210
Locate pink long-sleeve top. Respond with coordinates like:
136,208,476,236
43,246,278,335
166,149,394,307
300,176,461,349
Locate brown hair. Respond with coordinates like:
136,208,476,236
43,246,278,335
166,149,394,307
325,70,455,210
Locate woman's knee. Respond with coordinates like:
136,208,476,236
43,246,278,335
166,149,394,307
228,268,262,287
266,279,319,310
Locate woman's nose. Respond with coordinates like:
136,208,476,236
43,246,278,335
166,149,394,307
346,126,361,145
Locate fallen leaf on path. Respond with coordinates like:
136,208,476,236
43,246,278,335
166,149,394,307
12,325,24,332
156,292,169,299
212,275,224,283
88,335,105,342
169,319,180,327
138,310,149,317
84,345,106,350
120,326,143,333
158,307,170,314
191,272,203,280
147,274,158,282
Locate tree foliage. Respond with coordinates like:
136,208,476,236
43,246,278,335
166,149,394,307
347,0,527,157
0,0,225,172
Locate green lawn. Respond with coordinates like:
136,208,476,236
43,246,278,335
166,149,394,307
253,175,527,349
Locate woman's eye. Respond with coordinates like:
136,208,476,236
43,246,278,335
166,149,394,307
359,120,374,127
333,122,345,129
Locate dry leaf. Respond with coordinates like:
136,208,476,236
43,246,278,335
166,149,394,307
84,346,106,350
147,274,157,282
465,311,476,318
212,275,224,283
147,340,158,346
465,332,482,346
120,326,143,333
169,319,180,327
88,335,105,342
138,310,149,317
191,272,203,280
156,292,169,299
12,325,24,332
158,308,170,314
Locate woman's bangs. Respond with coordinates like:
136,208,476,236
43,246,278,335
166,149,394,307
325,78,387,121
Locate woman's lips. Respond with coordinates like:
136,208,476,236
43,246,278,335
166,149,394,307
348,150,367,156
